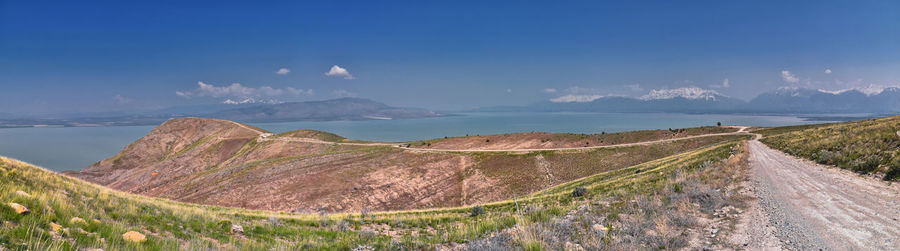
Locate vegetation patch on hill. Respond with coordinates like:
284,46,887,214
1,138,744,250
760,116,900,180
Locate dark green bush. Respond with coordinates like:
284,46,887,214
572,187,587,197
470,205,485,217
884,156,900,181
850,155,881,174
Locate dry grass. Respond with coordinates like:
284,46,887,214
760,115,900,180
468,141,752,250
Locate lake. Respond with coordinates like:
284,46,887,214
0,112,831,171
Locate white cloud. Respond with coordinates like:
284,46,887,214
710,78,730,89
286,87,313,95
781,70,799,83
625,84,644,92
640,87,724,100
113,94,133,104
549,94,605,103
565,86,603,94
176,81,313,99
824,68,832,74
543,88,557,93
506,89,513,93
276,68,291,75
325,65,355,80
332,89,358,98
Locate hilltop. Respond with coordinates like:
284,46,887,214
65,118,748,213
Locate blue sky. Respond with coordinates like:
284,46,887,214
1,1,898,114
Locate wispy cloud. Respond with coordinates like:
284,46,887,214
543,88,557,93
548,86,608,103
176,81,312,99
549,94,605,103
824,68,832,74
710,78,730,88
332,89,358,98
113,94,133,104
276,68,290,75
781,70,799,83
325,65,355,80
625,84,644,92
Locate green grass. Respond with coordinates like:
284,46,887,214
760,115,900,180
753,122,837,137
276,129,348,142
1,134,744,250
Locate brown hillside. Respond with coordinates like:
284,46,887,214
67,118,745,213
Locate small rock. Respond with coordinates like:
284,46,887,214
231,224,244,234
122,231,146,243
352,245,374,251
15,191,30,197
8,203,29,215
591,224,608,234
70,217,87,225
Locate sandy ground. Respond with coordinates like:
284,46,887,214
734,140,900,250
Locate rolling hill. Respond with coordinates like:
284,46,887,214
64,118,747,213
1,135,745,250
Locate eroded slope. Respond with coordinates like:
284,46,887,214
67,118,746,213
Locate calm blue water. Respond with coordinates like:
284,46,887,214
0,112,828,171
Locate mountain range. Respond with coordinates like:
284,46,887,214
482,87,900,114
0,98,444,127
206,97,443,122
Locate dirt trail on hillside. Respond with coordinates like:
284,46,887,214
738,140,900,250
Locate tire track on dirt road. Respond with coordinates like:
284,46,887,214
742,139,900,250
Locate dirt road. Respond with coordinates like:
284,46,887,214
740,140,900,250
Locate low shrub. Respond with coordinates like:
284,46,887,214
471,206,486,217
572,187,587,197
850,155,881,174
884,156,900,181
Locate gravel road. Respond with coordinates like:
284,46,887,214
742,139,900,250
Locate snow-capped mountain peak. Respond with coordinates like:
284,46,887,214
639,87,725,101
222,98,284,105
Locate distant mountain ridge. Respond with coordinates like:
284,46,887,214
746,87,900,113
206,97,443,122
482,87,900,114
0,98,444,127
